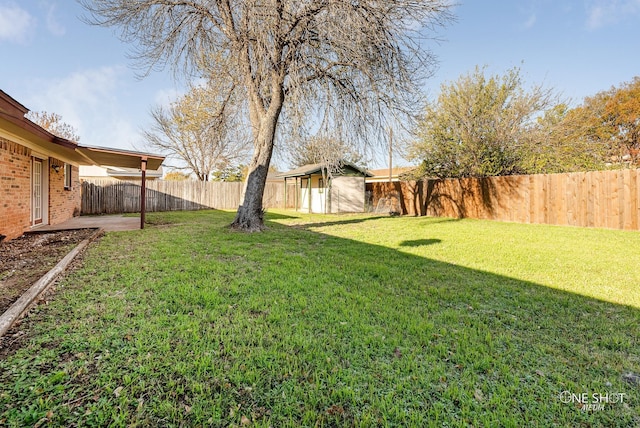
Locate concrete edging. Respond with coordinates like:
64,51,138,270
0,228,103,338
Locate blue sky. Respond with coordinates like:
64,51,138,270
0,0,638,169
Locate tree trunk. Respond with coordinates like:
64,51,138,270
231,156,271,231
230,108,281,232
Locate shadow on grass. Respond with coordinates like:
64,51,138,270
280,215,390,229
259,211,298,220
1,210,638,427
272,212,465,229
398,238,442,247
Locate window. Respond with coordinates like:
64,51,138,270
64,163,72,190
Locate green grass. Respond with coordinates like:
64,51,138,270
1,210,638,427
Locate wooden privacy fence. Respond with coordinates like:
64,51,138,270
81,179,290,214
367,168,640,231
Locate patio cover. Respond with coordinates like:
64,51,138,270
75,146,164,229
75,145,164,171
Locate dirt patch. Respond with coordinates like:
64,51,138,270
0,229,97,315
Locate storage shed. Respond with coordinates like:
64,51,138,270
278,161,371,213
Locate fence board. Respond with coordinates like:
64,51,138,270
637,170,640,229
632,170,639,230
366,168,640,231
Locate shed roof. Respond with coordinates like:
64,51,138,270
278,160,372,178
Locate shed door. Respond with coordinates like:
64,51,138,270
32,158,43,224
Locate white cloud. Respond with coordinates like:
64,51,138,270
24,66,143,150
153,87,184,109
0,3,36,43
523,13,537,29
586,0,640,29
45,3,65,36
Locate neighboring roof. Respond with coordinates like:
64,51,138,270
0,89,165,170
80,165,164,179
367,166,417,177
266,171,284,182
278,160,372,178
366,166,421,182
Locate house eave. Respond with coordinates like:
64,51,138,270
0,118,84,165
0,89,166,170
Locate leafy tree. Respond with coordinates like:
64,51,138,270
565,77,640,167
80,0,454,231
608,77,640,165
513,103,606,174
409,67,560,178
26,111,81,142
212,164,246,182
143,81,251,181
164,171,191,181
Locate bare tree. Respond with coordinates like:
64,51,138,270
26,111,81,142
286,134,368,172
80,0,454,230
143,81,251,181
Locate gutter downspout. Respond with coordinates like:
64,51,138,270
308,174,312,214
324,176,328,214
140,157,147,229
283,176,287,210
295,177,299,212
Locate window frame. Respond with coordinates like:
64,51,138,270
64,163,72,190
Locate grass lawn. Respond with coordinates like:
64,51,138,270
1,210,638,427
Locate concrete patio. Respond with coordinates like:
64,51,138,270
29,215,141,233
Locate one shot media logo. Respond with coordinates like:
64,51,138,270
558,391,628,411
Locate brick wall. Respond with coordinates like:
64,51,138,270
0,138,82,241
48,160,81,225
0,138,31,240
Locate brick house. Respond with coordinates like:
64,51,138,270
0,90,164,241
